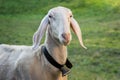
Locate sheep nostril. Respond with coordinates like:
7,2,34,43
62,33,70,42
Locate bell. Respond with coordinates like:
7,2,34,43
60,65,71,76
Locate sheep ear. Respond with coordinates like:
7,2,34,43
32,15,49,49
70,17,87,49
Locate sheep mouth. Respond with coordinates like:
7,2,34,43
62,40,71,46
63,42,70,46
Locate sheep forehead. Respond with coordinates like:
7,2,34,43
48,6,72,17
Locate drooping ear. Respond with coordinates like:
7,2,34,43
70,17,87,49
32,15,49,49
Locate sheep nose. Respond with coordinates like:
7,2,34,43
62,33,71,42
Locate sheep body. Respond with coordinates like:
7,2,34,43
0,44,35,80
0,44,67,80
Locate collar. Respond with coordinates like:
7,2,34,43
42,46,73,76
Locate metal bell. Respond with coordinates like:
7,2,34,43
60,65,71,76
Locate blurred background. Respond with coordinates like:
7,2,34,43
0,0,120,80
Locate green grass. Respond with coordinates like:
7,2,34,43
0,0,120,80
67,13,120,80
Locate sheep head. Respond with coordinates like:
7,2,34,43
32,6,87,49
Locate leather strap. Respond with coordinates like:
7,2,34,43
42,46,73,76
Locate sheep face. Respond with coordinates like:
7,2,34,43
48,7,72,46
33,6,87,49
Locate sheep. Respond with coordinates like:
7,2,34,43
0,6,86,80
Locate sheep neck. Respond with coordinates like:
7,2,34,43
45,29,67,65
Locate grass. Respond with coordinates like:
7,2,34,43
0,0,120,80
0,14,44,45
67,13,120,80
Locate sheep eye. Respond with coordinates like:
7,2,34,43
49,15,52,18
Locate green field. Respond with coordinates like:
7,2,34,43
0,0,120,80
